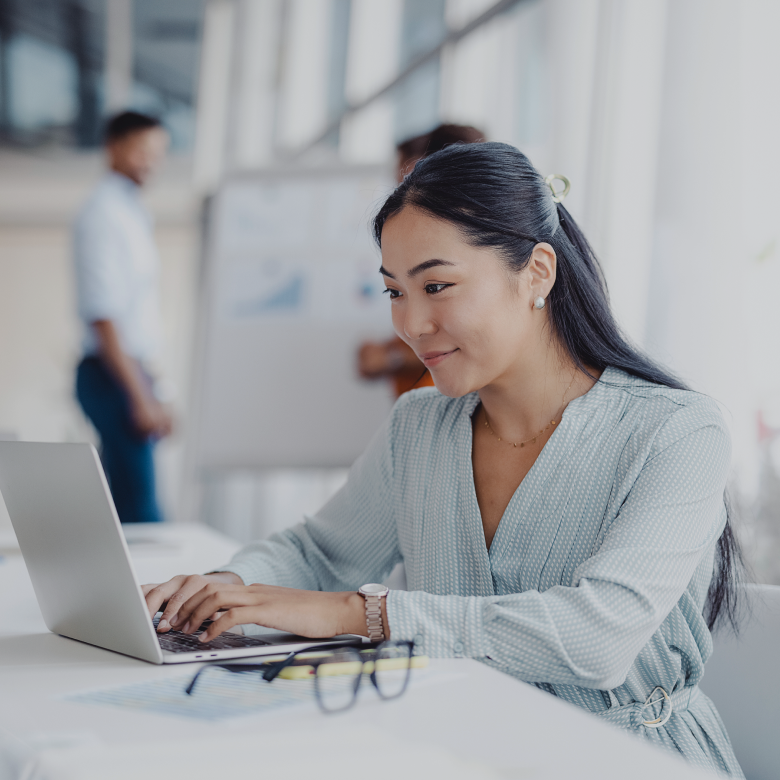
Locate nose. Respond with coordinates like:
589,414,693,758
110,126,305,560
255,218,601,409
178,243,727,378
398,300,437,342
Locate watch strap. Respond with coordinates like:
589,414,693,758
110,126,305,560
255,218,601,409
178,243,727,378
359,585,388,643
364,593,385,642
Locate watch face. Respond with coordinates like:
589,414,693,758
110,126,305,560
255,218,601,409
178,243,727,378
360,583,388,595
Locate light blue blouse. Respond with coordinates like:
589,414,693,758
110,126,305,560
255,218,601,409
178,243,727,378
220,367,743,777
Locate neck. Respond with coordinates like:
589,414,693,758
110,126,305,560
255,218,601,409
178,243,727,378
110,166,140,186
477,344,597,442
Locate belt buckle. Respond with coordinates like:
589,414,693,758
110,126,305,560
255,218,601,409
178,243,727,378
642,686,672,728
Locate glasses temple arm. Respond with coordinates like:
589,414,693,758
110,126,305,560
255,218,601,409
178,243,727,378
185,667,207,696
261,652,298,682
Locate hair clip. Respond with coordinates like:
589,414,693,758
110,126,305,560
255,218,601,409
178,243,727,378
545,174,571,204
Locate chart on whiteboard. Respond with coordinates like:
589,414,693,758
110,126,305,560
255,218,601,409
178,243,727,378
223,256,386,323
214,173,391,325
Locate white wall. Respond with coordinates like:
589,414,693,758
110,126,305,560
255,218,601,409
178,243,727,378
339,0,403,164
275,0,334,153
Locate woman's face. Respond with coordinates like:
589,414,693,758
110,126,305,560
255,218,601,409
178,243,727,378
380,206,555,398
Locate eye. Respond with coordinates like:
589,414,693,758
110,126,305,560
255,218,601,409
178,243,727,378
424,283,452,295
383,288,401,299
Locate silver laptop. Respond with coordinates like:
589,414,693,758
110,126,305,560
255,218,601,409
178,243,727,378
0,441,364,664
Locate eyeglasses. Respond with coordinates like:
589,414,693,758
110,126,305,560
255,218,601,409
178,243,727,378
185,640,415,714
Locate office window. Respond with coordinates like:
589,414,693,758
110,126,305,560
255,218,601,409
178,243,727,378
0,0,204,150
394,0,446,143
6,33,79,136
133,0,204,150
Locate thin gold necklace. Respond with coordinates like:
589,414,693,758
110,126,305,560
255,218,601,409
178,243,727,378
483,372,577,449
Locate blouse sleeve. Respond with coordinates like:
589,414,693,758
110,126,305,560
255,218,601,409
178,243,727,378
214,414,402,592
387,400,731,690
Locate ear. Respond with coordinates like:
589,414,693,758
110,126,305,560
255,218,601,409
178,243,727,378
527,243,557,302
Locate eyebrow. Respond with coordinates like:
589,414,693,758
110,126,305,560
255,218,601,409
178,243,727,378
379,258,456,280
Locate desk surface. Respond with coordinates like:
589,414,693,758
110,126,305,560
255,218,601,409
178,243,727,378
0,523,714,780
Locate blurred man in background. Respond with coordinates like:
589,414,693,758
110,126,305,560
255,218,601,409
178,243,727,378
73,111,171,524
358,123,485,397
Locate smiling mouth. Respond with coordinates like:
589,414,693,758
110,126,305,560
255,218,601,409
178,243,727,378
419,349,458,367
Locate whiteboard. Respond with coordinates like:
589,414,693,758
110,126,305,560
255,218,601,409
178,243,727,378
191,166,397,470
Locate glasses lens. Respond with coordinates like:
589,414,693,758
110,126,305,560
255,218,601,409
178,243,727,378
314,648,363,713
372,642,412,700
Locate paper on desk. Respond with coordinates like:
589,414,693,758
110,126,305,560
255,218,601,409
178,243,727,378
66,668,316,721
66,666,460,722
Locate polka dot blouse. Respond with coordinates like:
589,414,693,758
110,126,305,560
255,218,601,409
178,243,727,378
220,367,743,777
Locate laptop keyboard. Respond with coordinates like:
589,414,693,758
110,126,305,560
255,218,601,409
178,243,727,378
153,615,270,654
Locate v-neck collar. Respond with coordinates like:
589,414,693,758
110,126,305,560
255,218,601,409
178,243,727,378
459,367,621,577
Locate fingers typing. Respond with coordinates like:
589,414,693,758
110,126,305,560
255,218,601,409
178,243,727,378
179,584,247,634
198,607,255,643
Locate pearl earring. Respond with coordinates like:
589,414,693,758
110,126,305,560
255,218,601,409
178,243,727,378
534,296,546,310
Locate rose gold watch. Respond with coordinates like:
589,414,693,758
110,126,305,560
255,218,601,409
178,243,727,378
358,583,389,642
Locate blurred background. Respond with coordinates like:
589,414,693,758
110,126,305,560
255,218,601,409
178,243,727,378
0,0,779,583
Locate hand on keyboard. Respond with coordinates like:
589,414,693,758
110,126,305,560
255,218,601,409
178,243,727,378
153,615,269,653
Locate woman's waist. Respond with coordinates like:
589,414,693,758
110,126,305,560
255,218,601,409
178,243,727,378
598,684,700,730
542,679,701,730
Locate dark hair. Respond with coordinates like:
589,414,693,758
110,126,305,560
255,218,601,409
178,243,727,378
373,141,744,632
397,123,485,165
105,111,162,143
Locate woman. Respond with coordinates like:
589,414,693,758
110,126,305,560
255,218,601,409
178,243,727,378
357,122,485,397
145,143,743,777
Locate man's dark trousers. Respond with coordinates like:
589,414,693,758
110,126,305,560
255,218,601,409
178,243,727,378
76,356,163,523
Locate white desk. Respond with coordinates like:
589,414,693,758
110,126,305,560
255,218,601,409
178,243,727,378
0,524,715,780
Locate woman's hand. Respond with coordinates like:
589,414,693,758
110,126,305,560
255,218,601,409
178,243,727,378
142,572,244,632
173,582,369,643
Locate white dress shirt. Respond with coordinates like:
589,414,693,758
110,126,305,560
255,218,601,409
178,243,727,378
73,171,162,364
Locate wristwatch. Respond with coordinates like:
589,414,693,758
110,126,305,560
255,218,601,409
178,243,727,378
358,583,389,642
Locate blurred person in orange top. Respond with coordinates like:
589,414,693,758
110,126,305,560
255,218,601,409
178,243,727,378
358,123,486,397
